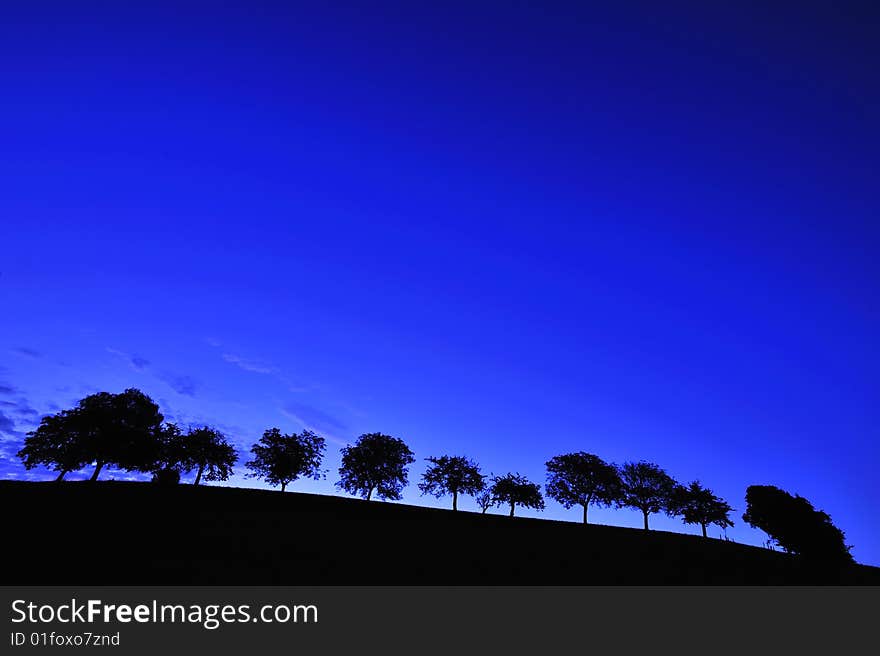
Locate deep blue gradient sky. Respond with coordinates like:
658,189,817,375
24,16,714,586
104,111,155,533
2,2,878,563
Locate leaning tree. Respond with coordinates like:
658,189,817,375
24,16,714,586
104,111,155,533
246,427,325,492
545,452,621,524
337,432,415,501
618,461,677,530
178,426,238,485
419,455,485,511
17,410,91,481
671,481,734,537
742,485,852,562
490,473,545,517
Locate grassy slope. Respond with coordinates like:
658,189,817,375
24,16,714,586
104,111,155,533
3,480,877,584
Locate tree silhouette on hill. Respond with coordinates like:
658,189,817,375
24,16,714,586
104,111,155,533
670,481,734,537
337,433,415,501
475,488,495,514
179,426,238,485
246,427,325,492
618,461,677,530
545,452,621,524
490,473,544,517
419,455,485,510
17,388,163,481
742,485,852,562
150,422,186,484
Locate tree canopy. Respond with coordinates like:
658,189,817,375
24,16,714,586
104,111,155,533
742,485,852,562
337,432,415,501
618,461,677,530
178,426,238,485
671,481,734,537
490,472,545,517
545,452,621,524
17,388,164,480
246,427,325,492
419,455,485,510
17,410,91,480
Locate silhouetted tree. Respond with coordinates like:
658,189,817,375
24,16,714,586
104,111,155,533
475,489,495,514
619,461,677,530
18,388,163,481
337,432,415,501
670,481,734,537
246,427,325,492
742,485,853,562
17,411,90,480
149,422,186,484
178,426,238,485
490,473,544,517
545,452,621,524
419,455,485,510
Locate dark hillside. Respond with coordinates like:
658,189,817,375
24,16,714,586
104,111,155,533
3,481,877,584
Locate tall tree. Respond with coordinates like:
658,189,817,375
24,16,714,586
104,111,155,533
490,473,545,517
545,452,621,524
742,485,852,562
418,455,485,510
246,427,325,492
179,426,238,485
337,432,415,501
618,461,677,530
17,410,90,481
19,388,163,481
670,481,734,537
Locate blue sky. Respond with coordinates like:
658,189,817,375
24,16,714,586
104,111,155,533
1,1,878,564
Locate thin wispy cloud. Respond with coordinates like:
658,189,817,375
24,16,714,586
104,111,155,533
159,372,198,397
222,353,276,375
106,347,150,372
0,410,18,437
12,347,42,359
0,398,39,418
0,384,19,396
280,401,349,445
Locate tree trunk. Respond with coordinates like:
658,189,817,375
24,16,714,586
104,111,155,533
366,487,373,501
481,507,488,514
582,504,588,524
194,464,204,486
90,461,105,481
452,490,458,511
643,510,649,530
701,523,707,538
55,469,68,482
509,502,515,517
281,482,287,492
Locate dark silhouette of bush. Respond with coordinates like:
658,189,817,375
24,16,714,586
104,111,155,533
177,426,238,485
742,485,853,562
337,432,415,501
17,388,163,481
490,473,544,517
619,461,677,530
419,455,485,510
246,427,325,492
670,481,734,537
151,468,181,485
545,452,621,524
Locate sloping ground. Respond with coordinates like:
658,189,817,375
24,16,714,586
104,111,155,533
3,480,877,584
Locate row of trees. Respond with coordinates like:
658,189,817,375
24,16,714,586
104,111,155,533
16,388,853,561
